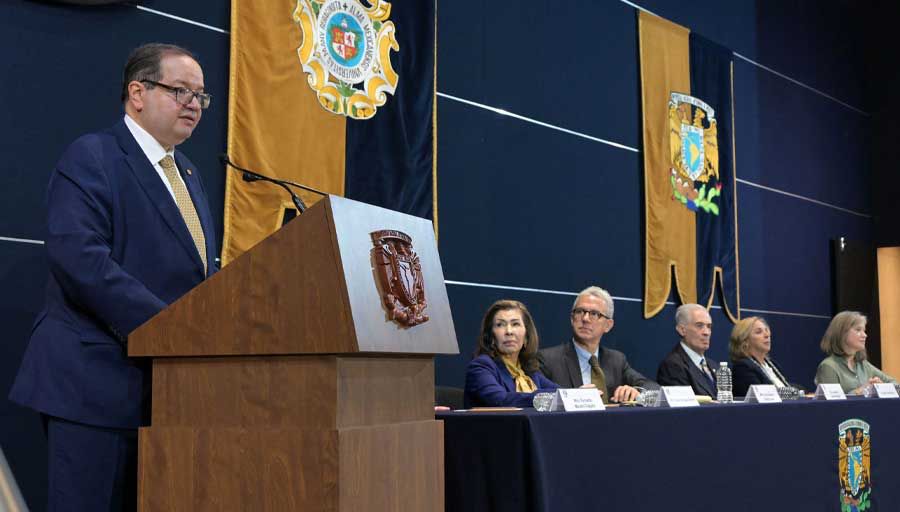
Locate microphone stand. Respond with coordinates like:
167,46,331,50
220,154,328,215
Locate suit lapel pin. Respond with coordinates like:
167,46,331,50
186,169,193,176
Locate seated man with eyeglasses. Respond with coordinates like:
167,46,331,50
537,286,657,403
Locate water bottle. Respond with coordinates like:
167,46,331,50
716,361,733,403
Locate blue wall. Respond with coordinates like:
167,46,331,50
435,0,873,393
0,1,887,510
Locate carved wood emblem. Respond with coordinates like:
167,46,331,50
371,229,428,327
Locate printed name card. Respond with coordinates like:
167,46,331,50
814,383,847,400
873,383,900,398
658,386,700,408
550,388,605,412
744,385,781,404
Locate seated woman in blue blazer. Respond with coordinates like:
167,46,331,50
729,316,794,397
464,299,558,408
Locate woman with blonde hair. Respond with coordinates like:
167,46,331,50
729,316,793,397
815,311,896,395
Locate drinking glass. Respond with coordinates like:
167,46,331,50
636,388,660,407
533,392,555,412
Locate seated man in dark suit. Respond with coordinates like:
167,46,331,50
537,286,656,403
656,304,718,397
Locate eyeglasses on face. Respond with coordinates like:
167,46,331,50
141,80,211,109
571,308,610,321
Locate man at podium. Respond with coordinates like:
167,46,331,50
8,43,218,511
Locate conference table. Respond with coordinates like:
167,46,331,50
438,397,900,512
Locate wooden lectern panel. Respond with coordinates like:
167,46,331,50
338,421,444,512
129,195,458,357
138,421,442,512
152,356,435,429
129,202,357,356
138,427,339,511
131,196,453,511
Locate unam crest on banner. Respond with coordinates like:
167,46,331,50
293,0,399,119
668,92,721,215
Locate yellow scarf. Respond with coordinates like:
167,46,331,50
502,358,537,392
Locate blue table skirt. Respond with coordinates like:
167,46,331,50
438,397,900,512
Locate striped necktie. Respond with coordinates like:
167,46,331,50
159,155,207,274
700,358,716,389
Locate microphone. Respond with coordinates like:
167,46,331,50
219,154,328,215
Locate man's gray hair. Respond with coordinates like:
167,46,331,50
573,286,614,318
675,303,707,326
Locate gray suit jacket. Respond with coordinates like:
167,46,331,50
537,341,657,397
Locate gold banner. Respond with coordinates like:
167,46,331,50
223,0,347,265
638,11,697,318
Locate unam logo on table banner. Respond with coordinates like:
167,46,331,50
838,419,872,511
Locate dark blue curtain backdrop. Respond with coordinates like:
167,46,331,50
344,0,435,220
689,33,738,319
0,1,895,510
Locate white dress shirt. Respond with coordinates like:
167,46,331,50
123,114,185,202
680,341,713,378
572,340,599,386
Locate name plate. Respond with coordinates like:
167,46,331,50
744,385,781,404
814,383,847,400
873,383,900,398
550,388,605,412
658,386,700,408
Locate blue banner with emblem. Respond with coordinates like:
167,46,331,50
343,0,436,224
689,32,739,320
639,12,739,320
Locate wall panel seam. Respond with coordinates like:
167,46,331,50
0,236,44,245
444,279,830,319
133,5,229,34
438,91,871,218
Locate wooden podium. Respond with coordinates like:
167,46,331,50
128,196,459,511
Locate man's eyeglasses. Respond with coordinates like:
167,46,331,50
141,80,211,109
571,308,610,321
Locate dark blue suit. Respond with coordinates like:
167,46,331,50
464,354,558,408
656,343,719,398
8,119,217,509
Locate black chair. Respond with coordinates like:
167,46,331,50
434,385,465,410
